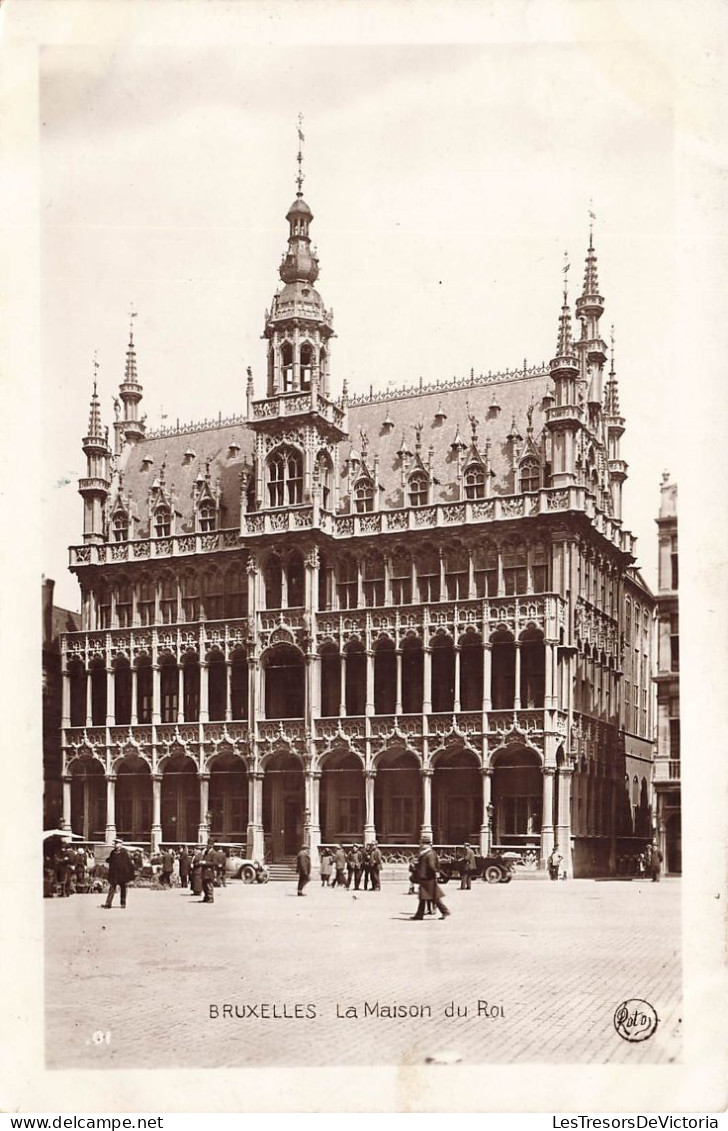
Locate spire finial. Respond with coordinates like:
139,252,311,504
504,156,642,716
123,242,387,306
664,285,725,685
92,350,100,397
296,113,305,197
128,302,137,345
589,201,596,250
562,250,570,303
609,323,615,374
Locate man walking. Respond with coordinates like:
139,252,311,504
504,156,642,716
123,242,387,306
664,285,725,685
103,841,136,909
411,835,450,920
178,845,191,889
361,845,372,890
296,843,311,896
159,846,174,887
547,845,563,881
459,842,476,890
352,844,364,890
200,844,216,903
332,845,347,888
370,842,382,891
212,842,227,887
649,842,663,882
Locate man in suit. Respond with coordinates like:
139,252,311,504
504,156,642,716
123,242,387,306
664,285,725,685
178,845,191,889
459,842,476,890
159,847,174,887
411,836,450,920
201,845,216,903
369,842,383,891
296,843,311,896
103,841,136,909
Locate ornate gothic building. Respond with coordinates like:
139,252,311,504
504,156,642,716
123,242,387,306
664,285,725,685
58,167,655,877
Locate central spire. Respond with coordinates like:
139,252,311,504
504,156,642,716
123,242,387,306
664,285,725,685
279,115,319,285
296,112,305,197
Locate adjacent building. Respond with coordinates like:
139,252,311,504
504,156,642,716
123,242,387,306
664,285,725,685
57,162,656,876
653,475,680,873
43,578,81,829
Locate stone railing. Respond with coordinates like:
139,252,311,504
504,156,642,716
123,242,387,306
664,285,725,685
346,363,549,406
251,391,345,428
63,719,250,758
69,528,241,567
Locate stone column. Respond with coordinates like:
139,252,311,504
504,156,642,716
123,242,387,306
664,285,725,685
544,643,555,709
131,665,138,725
483,643,492,711
421,768,433,841
306,770,321,857
453,647,461,713
339,654,347,717
555,767,573,877
61,776,72,832
514,642,522,710
86,668,93,727
541,767,555,862
198,774,210,844
225,661,233,722
364,770,376,844
106,666,114,726
248,771,265,860
423,647,432,713
365,651,374,716
199,661,209,723
151,774,162,853
105,775,117,843
152,663,161,725
176,665,184,724
61,671,71,728
395,649,403,716
480,767,493,855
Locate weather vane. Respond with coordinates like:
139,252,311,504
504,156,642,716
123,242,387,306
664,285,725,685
296,113,305,196
589,200,596,244
128,302,137,339
92,350,100,394
562,251,570,300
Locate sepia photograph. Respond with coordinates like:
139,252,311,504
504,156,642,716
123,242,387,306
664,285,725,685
2,0,726,1116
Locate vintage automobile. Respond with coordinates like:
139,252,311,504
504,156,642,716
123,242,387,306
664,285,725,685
436,852,514,884
219,844,270,884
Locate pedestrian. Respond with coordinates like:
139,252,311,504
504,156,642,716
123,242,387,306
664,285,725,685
332,845,347,888
649,842,663,883
547,845,563,881
459,842,476,890
55,850,72,897
160,847,174,887
370,842,382,890
200,845,216,903
345,845,357,889
361,844,373,890
178,845,191,889
411,836,450,920
296,843,311,896
351,844,364,890
214,844,227,887
190,848,204,896
102,840,136,909
320,847,332,886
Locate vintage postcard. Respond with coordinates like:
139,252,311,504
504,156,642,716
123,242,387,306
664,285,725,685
1,0,726,1115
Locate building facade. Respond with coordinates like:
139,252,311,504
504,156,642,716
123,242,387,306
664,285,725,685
43,578,81,830
653,475,680,873
58,170,655,876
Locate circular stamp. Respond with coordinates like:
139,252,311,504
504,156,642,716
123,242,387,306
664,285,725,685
613,999,659,1042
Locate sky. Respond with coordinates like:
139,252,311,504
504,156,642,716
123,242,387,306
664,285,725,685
41,39,679,609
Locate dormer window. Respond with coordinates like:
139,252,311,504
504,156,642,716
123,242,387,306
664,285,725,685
354,477,374,513
155,506,171,537
409,471,428,507
199,502,216,532
520,458,540,494
112,511,129,542
463,464,486,500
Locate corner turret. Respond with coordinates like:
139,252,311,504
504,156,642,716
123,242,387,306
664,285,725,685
79,357,111,543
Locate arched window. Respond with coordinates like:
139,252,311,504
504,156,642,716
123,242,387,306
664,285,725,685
90,657,107,726
155,506,171,538
320,643,341,718
418,548,440,602
198,501,216,532
180,572,199,622
264,554,282,610
136,656,153,724
503,542,527,595
520,457,540,494
224,565,247,618
531,542,549,593
337,555,358,609
363,552,385,607
431,635,455,712
113,656,132,725
264,644,304,719
68,658,86,727
354,477,374,513
116,581,132,628
300,342,313,391
374,637,396,715
390,548,412,605
112,510,129,541
520,627,545,708
287,551,305,607
315,451,333,510
231,648,248,719
207,650,226,721
182,653,200,721
444,544,469,600
409,471,428,507
160,655,178,723
202,569,224,621
138,578,155,626
473,541,498,597
401,636,423,713
344,640,366,716
281,342,294,393
267,446,303,508
464,463,486,500
96,584,111,630
459,633,483,711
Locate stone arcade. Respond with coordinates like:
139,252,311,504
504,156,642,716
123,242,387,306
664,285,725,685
58,152,654,877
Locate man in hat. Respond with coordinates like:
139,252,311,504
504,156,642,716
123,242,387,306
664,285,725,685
296,843,311,896
200,844,217,903
411,835,450,920
459,841,476,890
369,841,382,891
103,840,136,909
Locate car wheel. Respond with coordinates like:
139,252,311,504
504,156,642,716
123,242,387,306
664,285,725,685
241,864,256,884
485,865,503,884
502,873,512,883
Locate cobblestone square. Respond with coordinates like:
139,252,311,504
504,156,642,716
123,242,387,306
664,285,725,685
45,876,681,1069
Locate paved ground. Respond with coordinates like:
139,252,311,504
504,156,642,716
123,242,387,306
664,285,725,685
45,875,681,1069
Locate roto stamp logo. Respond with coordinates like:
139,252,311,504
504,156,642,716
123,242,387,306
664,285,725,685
613,998,659,1042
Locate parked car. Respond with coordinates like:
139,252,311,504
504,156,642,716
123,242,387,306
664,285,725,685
219,844,270,884
437,852,514,884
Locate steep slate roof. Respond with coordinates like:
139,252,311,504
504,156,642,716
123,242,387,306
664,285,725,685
112,366,554,535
